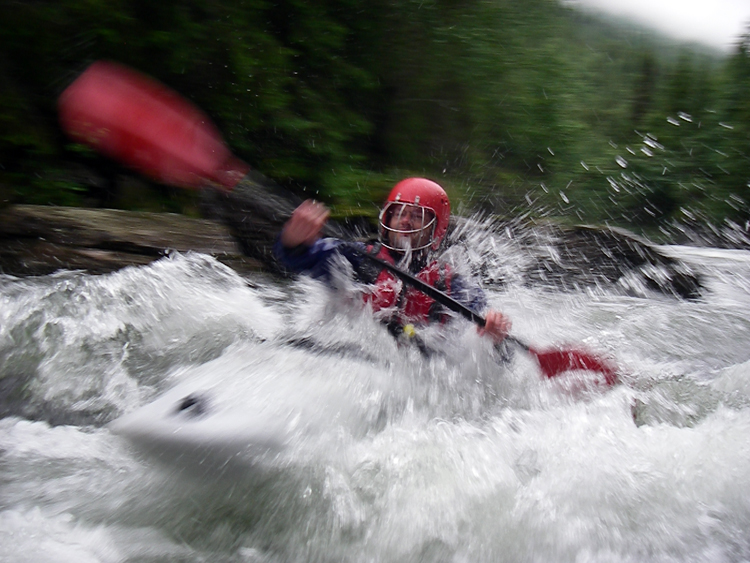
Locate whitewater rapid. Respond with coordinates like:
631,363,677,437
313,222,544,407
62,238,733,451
1,236,750,562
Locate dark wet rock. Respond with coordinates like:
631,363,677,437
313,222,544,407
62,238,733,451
0,204,262,276
447,217,703,299
512,223,703,299
0,203,703,299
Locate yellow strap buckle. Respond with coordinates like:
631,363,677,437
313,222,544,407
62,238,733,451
402,323,417,338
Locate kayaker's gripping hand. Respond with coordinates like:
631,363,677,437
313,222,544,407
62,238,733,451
281,200,330,248
479,309,512,343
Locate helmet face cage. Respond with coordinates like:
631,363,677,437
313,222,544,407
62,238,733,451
378,201,437,252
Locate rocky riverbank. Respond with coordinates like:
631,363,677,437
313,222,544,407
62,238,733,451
0,204,703,299
0,205,262,277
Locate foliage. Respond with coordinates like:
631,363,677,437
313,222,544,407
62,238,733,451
0,0,748,236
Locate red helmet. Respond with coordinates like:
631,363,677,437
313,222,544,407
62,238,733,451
378,178,451,252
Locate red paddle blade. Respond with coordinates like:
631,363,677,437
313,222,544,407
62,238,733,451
528,346,618,386
58,61,249,190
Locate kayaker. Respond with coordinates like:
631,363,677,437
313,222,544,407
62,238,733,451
273,177,511,345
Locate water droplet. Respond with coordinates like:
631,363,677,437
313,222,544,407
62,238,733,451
615,156,628,168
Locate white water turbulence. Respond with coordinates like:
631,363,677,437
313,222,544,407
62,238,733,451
1,224,750,563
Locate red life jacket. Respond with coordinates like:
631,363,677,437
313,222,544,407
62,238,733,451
362,245,452,324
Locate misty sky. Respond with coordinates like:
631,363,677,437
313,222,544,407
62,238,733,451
565,0,750,51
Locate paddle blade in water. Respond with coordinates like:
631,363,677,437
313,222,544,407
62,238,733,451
529,346,618,386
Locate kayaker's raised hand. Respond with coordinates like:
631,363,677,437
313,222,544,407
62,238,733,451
479,309,512,343
281,200,330,248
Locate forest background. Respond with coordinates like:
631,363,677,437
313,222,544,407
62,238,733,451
1,0,749,241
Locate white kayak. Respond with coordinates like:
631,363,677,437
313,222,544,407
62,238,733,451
109,341,395,471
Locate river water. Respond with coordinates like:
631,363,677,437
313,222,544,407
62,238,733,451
2,225,750,563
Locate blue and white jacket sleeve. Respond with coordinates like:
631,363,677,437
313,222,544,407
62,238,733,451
273,237,368,282
450,274,488,315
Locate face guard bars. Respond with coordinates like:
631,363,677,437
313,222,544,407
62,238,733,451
378,201,438,252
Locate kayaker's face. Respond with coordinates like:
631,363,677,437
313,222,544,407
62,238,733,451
386,203,436,251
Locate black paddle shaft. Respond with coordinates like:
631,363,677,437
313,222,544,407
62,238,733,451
349,246,529,351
